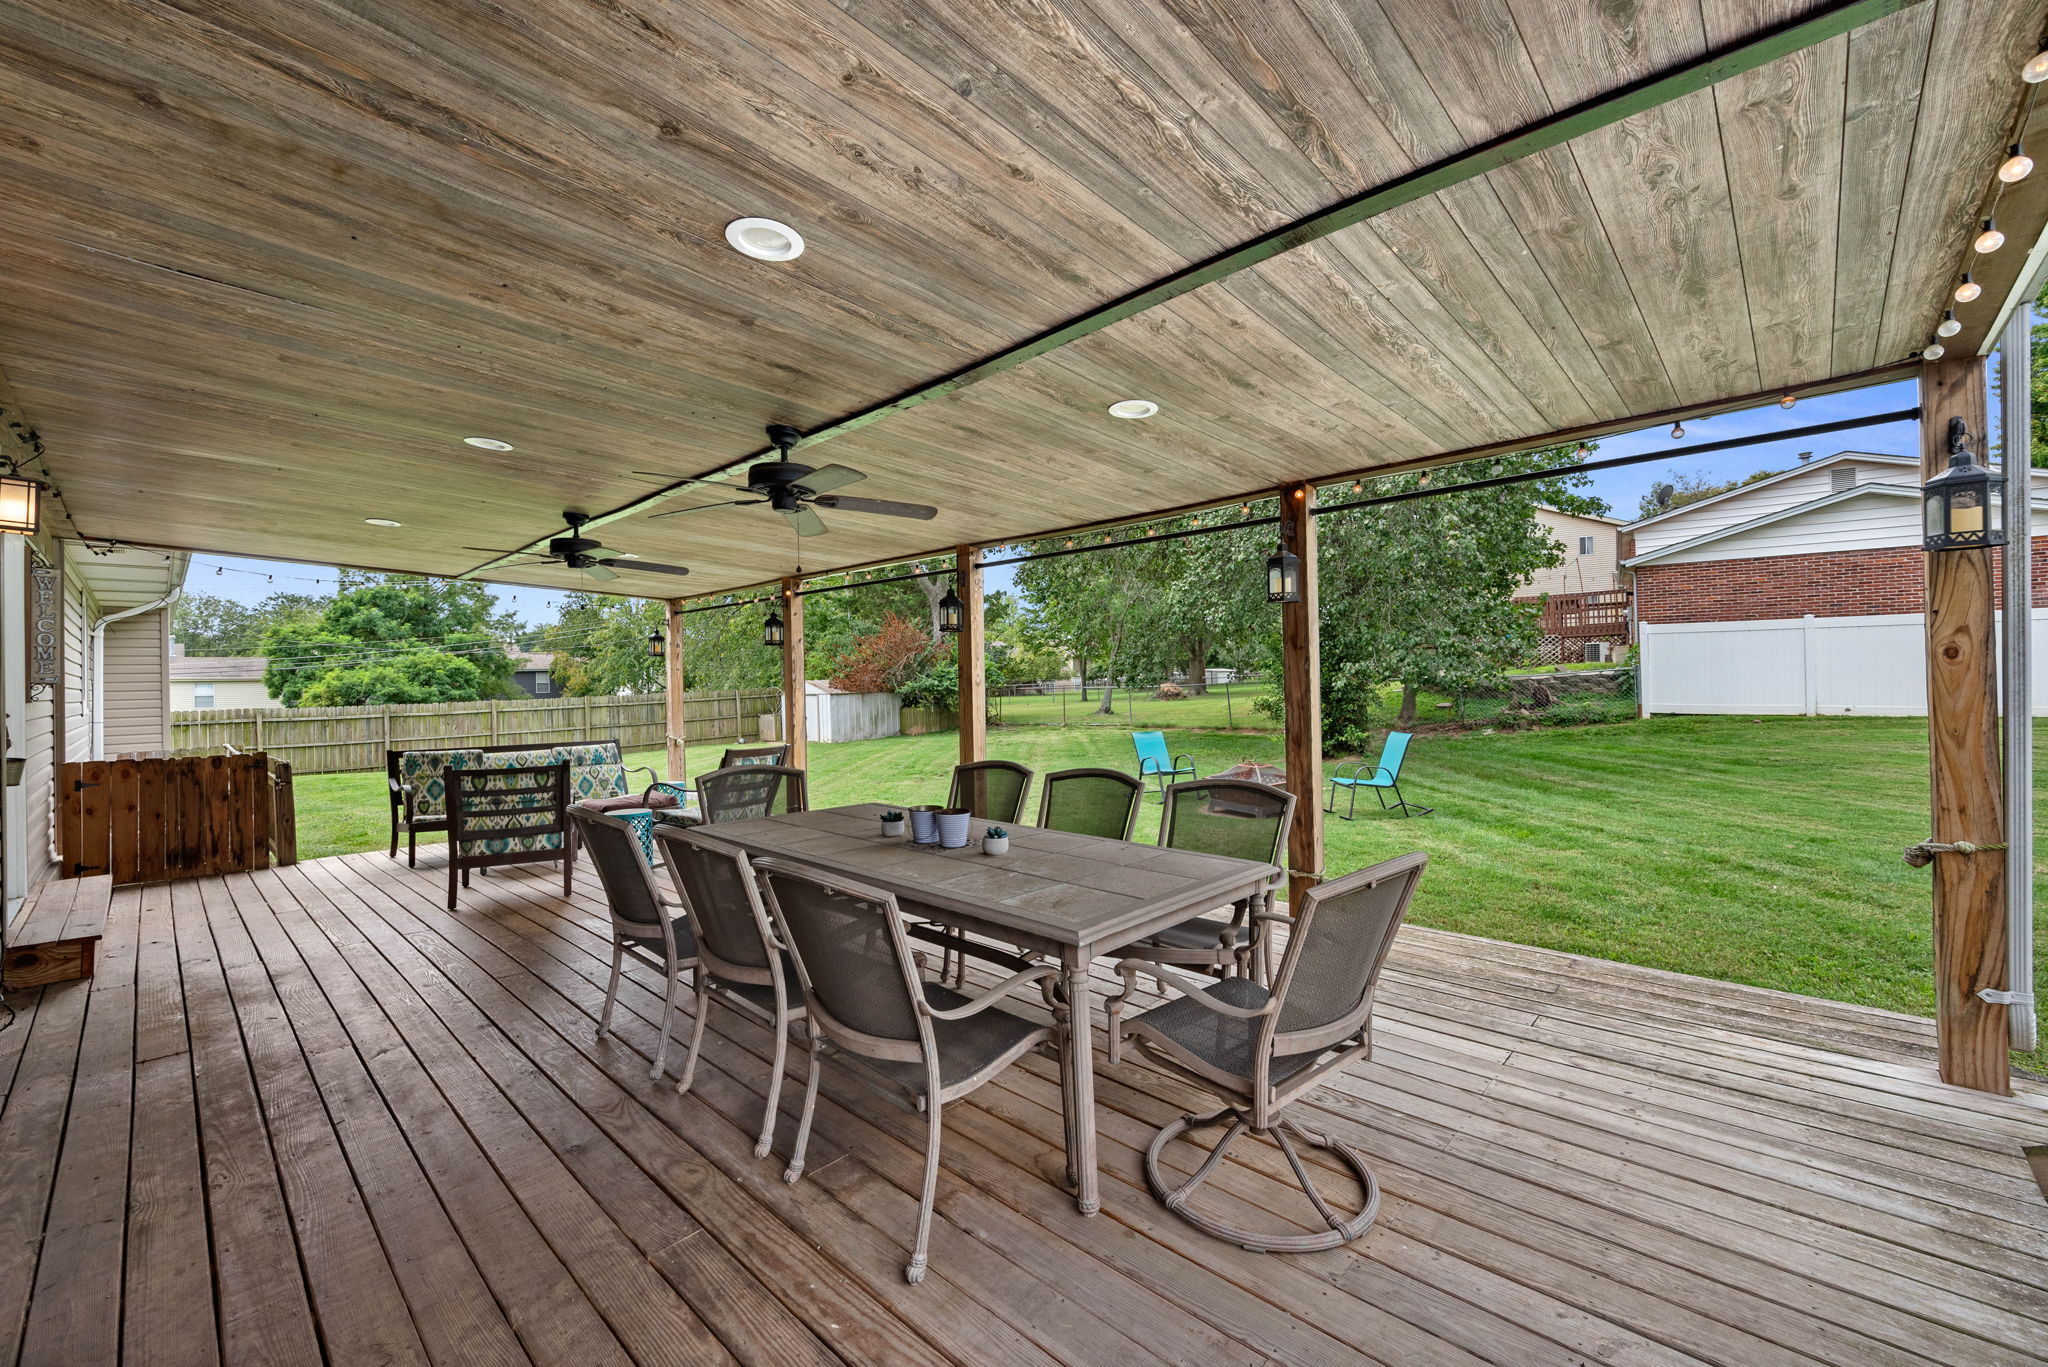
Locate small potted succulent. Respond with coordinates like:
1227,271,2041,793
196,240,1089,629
880,810,907,839
982,825,1010,856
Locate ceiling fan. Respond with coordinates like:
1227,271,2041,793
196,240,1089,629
464,511,690,582
639,424,939,538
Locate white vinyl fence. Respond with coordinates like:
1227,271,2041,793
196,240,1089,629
1639,610,2048,716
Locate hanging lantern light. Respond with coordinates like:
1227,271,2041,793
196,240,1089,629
646,630,664,660
1922,416,2003,551
1265,542,1301,604
762,609,785,648
936,584,964,634
0,467,44,536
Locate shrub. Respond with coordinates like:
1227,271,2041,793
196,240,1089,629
899,660,959,711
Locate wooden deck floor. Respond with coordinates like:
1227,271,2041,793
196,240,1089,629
3,848,2047,1366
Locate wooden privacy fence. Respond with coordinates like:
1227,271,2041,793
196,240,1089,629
62,752,297,884
171,688,781,775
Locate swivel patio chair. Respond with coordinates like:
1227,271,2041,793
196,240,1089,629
656,825,806,1158
1131,730,1195,801
570,806,697,1081
1036,767,1143,840
946,759,1033,824
753,857,1055,1285
1105,780,1294,1054
1115,852,1425,1253
1327,731,1432,818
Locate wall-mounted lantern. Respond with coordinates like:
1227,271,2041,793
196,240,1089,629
0,468,44,537
1923,416,2004,552
1266,544,1301,603
762,609,785,648
937,585,965,634
646,630,664,660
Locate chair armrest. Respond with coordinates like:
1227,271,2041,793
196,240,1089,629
623,763,659,788
1331,760,1367,782
1114,959,1278,1019
924,964,1059,1020
1173,753,1195,772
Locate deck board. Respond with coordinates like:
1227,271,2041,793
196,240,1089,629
2,849,2044,1366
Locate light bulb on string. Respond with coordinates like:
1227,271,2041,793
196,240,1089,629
2025,46,2048,82
2000,144,2035,183
1923,342,1947,361
1937,310,1962,338
1956,274,1982,303
1975,218,2005,253
1350,480,1363,493
1670,421,1685,440
1779,394,1796,409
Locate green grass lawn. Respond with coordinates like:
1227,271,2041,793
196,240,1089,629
988,680,1277,731
293,714,2048,1071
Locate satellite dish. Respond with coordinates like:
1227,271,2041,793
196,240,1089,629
1652,482,1676,506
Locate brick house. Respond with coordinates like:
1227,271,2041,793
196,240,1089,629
1622,450,2048,715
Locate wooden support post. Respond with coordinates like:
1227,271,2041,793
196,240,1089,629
1278,482,1323,911
1920,357,2010,1095
781,576,807,772
664,599,687,783
956,546,986,764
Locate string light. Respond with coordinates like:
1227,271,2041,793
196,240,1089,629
1955,274,1982,303
1239,502,1251,514
1778,394,1796,409
1350,480,1363,493
1923,342,1947,361
1670,421,1685,440
2024,45,2048,82
2000,143,2035,183
1975,218,2005,253
1937,310,1962,337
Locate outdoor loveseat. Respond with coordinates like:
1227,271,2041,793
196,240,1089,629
386,739,655,865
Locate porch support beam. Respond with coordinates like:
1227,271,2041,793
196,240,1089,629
1920,357,2010,1094
663,599,687,783
1277,482,1323,910
955,546,986,764
780,576,807,773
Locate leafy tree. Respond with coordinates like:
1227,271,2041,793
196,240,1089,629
261,573,517,706
827,612,932,694
531,593,668,696
297,652,488,706
2030,277,2048,466
1636,467,1782,519
173,590,326,656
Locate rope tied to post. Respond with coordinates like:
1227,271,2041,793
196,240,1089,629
1902,838,2007,868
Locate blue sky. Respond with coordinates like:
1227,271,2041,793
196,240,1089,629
185,374,1942,624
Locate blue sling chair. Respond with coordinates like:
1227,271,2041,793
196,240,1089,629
1131,730,1196,800
1327,731,1432,818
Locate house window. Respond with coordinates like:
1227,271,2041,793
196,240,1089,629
1577,536,1595,555
532,674,552,696
193,682,215,709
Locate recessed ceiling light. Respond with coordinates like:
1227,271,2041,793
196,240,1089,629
1108,399,1159,420
364,518,401,527
463,437,514,451
725,217,804,261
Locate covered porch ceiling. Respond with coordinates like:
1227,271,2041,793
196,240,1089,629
0,0,2043,599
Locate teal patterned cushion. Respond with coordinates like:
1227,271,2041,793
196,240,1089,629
458,762,565,853
465,811,564,854
483,748,560,771
554,742,629,803
400,749,483,818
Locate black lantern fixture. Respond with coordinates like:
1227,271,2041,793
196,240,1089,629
646,630,664,660
1923,416,2004,552
762,608,785,648
0,464,44,537
1266,542,1301,604
936,584,965,634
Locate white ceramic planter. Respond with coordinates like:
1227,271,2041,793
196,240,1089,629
880,819,906,839
982,835,1009,855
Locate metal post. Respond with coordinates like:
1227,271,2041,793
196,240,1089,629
2000,304,2037,1051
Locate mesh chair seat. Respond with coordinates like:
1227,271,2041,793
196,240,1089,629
1125,977,1322,1089
855,984,1045,1096
710,950,803,1013
626,916,696,958
1138,915,1252,953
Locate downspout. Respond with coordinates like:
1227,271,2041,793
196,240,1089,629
1997,306,2036,1051
89,587,181,763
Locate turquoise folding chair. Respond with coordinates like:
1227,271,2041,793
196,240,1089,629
1132,730,1195,801
1327,732,1431,818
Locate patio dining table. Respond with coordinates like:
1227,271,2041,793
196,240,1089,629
694,801,1282,1215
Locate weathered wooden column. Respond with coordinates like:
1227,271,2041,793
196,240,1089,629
1278,481,1324,910
1920,357,2009,1095
663,599,687,782
955,545,986,764
780,575,807,772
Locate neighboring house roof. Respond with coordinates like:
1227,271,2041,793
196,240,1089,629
1623,481,2048,567
1619,451,1918,535
1534,504,1624,526
509,651,554,672
170,655,268,680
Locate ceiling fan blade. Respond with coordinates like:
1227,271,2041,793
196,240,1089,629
646,498,767,521
813,494,939,521
794,463,867,495
583,561,620,581
583,546,622,561
624,561,692,576
781,505,829,538
463,548,557,559
632,471,738,487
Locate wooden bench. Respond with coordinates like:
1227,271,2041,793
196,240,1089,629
3,873,112,989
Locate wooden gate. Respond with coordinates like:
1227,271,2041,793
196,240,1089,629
60,752,297,883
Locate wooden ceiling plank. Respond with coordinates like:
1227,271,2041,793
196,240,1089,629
1873,0,2043,363
1830,4,1938,372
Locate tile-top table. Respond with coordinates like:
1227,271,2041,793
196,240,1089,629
693,802,1281,1215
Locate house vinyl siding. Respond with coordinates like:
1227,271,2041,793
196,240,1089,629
1520,507,1625,597
1627,456,1919,556
171,677,272,710
61,562,91,784
102,609,170,753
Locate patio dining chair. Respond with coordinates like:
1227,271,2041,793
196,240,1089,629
1327,731,1431,818
1131,730,1195,801
693,763,807,825
570,806,697,1081
656,826,806,1158
946,759,1032,824
753,857,1056,1285
1115,852,1425,1253
1036,767,1143,840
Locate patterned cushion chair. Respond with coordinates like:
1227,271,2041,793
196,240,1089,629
388,748,484,865
446,759,572,910
556,740,657,807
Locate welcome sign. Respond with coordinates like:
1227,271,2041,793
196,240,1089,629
27,559,58,701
